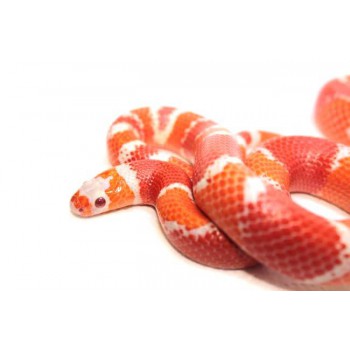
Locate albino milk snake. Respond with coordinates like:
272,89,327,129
71,76,350,286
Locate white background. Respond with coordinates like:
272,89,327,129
1,0,350,349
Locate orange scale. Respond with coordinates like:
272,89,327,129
130,107,155,143
196,166,248,231
115,115,144,137
247,152,290,190
182,119,216,157
319,158,350,212
108,130,139,165
258,131,280,143
316,98,350,145
166,112,202,151
97,168,136,209
167,156,193,180
156,188,208,230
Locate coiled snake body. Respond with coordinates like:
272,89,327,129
71,76,350,286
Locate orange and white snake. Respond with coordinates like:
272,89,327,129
71,76,350,286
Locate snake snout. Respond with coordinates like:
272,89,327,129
70,191,92,217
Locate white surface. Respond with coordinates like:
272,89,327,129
1,1,350,349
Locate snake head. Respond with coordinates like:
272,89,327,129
70,166,136,217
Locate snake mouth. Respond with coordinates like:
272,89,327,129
70,191,92,217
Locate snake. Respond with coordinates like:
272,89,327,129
70,76,350,286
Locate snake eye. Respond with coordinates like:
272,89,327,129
95,197,106,208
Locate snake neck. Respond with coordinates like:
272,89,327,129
126,159,193,206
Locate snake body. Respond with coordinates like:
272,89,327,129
71,76,350,286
